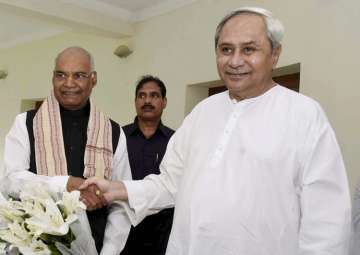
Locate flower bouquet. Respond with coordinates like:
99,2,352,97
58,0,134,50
0,184,97,255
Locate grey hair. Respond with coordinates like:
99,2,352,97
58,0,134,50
215,7,284,49
55,46,95,71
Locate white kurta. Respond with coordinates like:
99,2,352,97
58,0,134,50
351,179,360,255
2,112,132,255
124,85,351,255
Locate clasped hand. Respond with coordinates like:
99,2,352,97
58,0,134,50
79,177,128,204
66,176,107,211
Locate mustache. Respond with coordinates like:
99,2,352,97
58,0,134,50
141,104,155,110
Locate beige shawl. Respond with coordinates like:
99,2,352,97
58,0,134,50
33,91,113,179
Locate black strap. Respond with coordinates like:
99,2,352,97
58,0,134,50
26,109,37,174
110,119,120,153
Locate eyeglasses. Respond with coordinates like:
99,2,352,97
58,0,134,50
53,71,94,82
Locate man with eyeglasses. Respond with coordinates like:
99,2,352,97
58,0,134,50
3,46,131,254
121,75,174,255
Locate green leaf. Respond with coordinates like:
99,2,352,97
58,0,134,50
47,243,62,255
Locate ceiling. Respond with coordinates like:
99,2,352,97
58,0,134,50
100,0,167,12
0,0,198,49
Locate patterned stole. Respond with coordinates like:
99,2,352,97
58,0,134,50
33,91,113,179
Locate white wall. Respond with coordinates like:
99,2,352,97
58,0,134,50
0,0,359,194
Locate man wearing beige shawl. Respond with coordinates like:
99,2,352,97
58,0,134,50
3,47,131,254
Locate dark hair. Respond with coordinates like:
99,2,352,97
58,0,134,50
135,75,167,98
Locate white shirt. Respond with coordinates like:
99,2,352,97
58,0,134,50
3,112,132,255
351,179,360,255
125,85,351,255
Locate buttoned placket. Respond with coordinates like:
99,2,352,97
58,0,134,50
209,98,252,168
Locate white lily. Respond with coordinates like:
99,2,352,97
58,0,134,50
0,186,90,254
18,239,51,255
0,205,25,223
8,221,30,241
25,198,70,236
13,198,47,220
19,184,53,205
0,214,9,230
0,193,25,223
0,242,7,254
57,191,86,219
0,222,31,247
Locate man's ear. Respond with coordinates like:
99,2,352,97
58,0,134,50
91,71,97,87
271,45,282,69
163,97,167,109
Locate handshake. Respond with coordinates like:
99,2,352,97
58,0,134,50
66,176,128,211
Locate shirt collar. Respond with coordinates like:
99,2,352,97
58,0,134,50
128,117,171,138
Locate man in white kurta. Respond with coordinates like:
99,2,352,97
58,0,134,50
3,113,131,254
126,85,350,254
82,7,351,254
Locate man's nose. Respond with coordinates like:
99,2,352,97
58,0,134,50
64,76,76,87
144,95,152,103
229,53,245,68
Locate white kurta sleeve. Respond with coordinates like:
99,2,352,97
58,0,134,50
100,127,132,255
123,113,192,226
299,109,351,254
350,179,360,255
3,113,68,194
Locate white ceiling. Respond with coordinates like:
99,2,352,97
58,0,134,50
0,0,198,49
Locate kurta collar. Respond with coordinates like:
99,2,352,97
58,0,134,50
227,84,280,105
60,100,90,118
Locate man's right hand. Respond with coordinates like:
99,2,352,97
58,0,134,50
66,176,85,192
66,176,107,210
79,177,128,204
